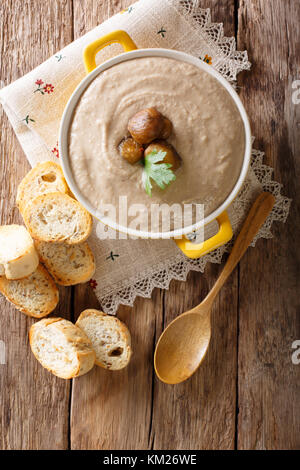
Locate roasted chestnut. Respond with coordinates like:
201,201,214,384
144,139,181,170
118,137,144,164
128,108,172,144
160,117,173,140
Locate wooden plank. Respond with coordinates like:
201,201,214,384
0,0,73,450
71,291,162,449
70,0,153,450
70,0,238,450
151,268,238,450
236,0,300,449
151,0,238,450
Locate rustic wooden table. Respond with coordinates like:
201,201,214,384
0,0,299,450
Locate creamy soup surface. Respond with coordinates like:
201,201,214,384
69,57,245,233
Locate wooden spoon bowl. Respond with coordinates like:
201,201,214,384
154,311,211,384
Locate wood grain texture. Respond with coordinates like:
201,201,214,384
0,0,73,450
70,0,157,450
236,0,300,450
151,0,239,450
151,268,239,450
71,293,161,449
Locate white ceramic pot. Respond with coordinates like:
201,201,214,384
59,30,251,259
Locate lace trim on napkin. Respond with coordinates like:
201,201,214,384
168,0,251,82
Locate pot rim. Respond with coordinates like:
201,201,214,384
59,48,252,239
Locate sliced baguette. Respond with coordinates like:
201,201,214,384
76,309,132,370
29,317,96,379
0,225,39,279
0,264,59,318
17,161,69,214
23,192,92,245
35,240,95,286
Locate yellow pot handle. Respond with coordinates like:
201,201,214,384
174,210,233,259
83,30,137,74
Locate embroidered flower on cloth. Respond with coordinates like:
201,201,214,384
51,145,59,158
106,251,119,261
44,83,54,94
89,279,98,289
34,80,54,95
203,54,212,65
157,27,166,38
22,114,35,124
55,54,65,62
120,6,133,14
34,79,44,94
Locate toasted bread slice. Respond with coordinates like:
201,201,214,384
35,240,95,286
76,309,132,370
17,161,69,214
0,225,39,279
23,192,92,245
29,317,96,379
0,264,59,318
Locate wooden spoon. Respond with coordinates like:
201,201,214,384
154,192,275,384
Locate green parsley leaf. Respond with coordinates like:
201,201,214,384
142,150,176,196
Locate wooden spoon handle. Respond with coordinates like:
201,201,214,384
205,192,275,304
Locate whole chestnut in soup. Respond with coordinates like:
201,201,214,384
144,140,181,171
160,117,173,140
128,108,172,145
118,137,144,164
